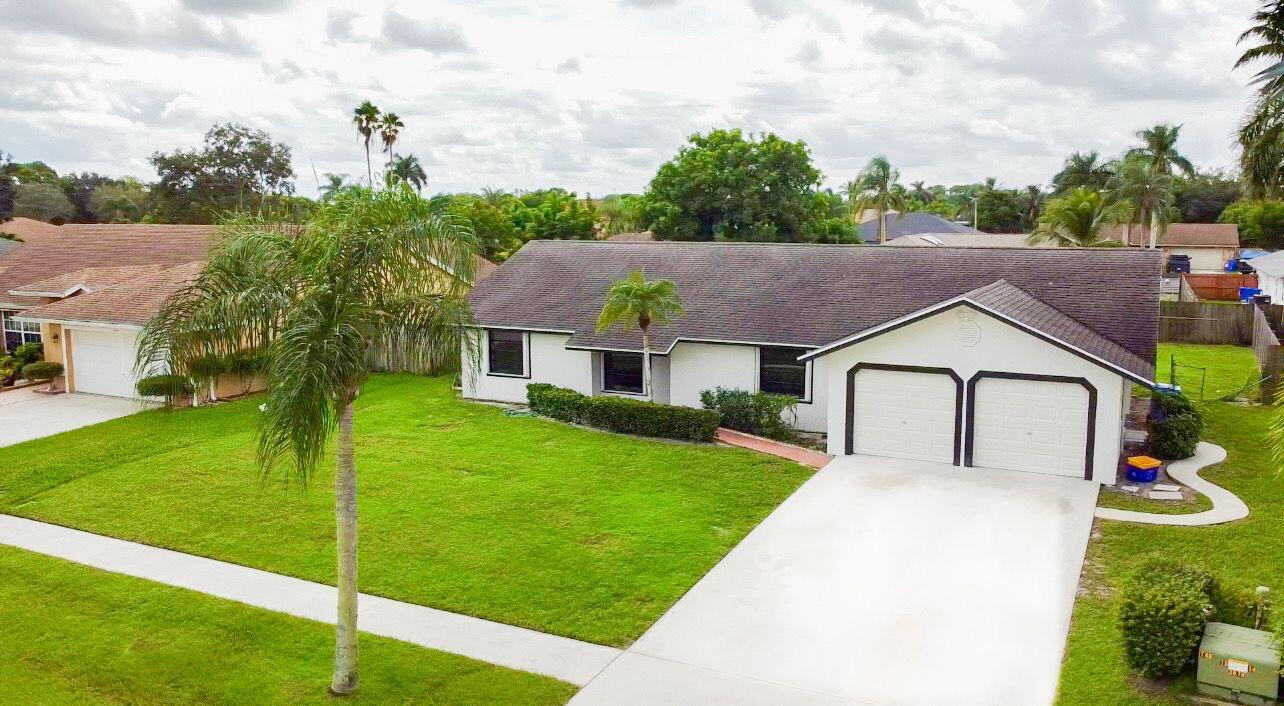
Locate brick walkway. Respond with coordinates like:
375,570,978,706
715,428,832,469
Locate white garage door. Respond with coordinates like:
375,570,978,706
851,368,957,463
71,328,141,398
970,377,1089,478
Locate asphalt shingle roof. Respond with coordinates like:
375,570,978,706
468,240,1161,374
17,262,204,327
857,212,980,243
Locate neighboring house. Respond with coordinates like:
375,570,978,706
0,220,497,398
605,231,656,242
1249,250,1284,303
1104,224,1240,273
885,232,1042,248
856,212,980,244
464,241,1160,483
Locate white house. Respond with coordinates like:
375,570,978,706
463,241,1161,484
1249,250,1284,303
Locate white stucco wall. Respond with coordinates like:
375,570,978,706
1168,246,1232,274
668,341,827,433
817,305,1132,483
1259,272,1284,303
461,330,591,403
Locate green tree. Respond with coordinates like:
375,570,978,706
445,194,520,260
1051,151,1115,194
0,151,13,221
973,183,1024,233
1019,185,1046,231
598,194,644,235
319,173,348,202
595,270,684,399
379,113,404,175
508,189,597,243
909,180,933,205
91,179,150,223
149,123,295,224
641,129,824,241
1237,1,1284,97
1112,157,1176,248
1126,124,1196,177
136,184,478,697
1174,171,1242,222
13,182,76,221
1027,187,1130,247
846,156,907,243
1219,199,1284,248
352,101,381,186
389,154,426,193
60,172,118,222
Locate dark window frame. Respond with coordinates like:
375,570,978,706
2,310,41,352
602,351,646,395
758,346,812,402
486,329,529,378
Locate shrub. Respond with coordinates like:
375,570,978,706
1149,392,1203,460
1209,581,1273,630
0,355,18,386
12,341,42,367
699,387,797,440
580,395,719,443
136,374,194,400
20,361,62,382
1119,560,1213,678
526,383,719,442
527,383,586,423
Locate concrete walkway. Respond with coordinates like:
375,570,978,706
574,455,1098,705
1096,443,1247,526
0,514,620,685
0,388,149,447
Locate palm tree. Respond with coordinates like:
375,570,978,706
479,187,510,206
352,101,381,186
1239,4,1284,197
1112,156,1176,249
320,173,348,201
1026,187,1131,247
595,270,684,399
1019,185,1046,231
909,180,933,205
136,185,478,697
389,154,427,194
846,156,907,243
1126,124,1196,177
1238,1,1284,96
379,112,405,175
1051,151,1115,194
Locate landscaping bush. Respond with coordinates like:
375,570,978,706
1119,561,1214,678
699,387,797,440
0,355,18,386
1149,392,1204,460
526,383,719,442
1209,581,1273,630
136,374,195,400
527,383,586,423
20,361,63,384
580,395,719,443
12,342,42,367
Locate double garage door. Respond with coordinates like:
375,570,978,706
849,366,1093,479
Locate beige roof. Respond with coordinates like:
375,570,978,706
8,265,170,297
17,262,204,327
1104,223,1239,248
0,217,63,242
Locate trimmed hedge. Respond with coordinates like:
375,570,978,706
1149,391,1203,460
136,374,195,399
699,387,797,441
527,383,719,443
21,361,63,382
1119,561,1213,678
1209,581,1273,630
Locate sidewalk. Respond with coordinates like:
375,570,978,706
1096,443,1246,526
0,514,620,686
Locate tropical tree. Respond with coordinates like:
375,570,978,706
1126,124,1196,177
1019,185,1046,231
136,185,479,696
320,173,348,201
379,112,405,174
1237,1,1284,97
389,154,427,193
352,101,381,186
595,271,684,399
1051,151,1115,194
149,123,295,224
846,156,906,243
1027,187,1130,247
1112,157,1176,248
909,180,933,205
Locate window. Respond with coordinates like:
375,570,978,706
759,346,809,399
603,351,644,394
487,330,526,377
2,311,41,352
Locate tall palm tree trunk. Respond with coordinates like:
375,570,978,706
364,141,373,187
330,395,359,695
878,212,887,244
641,328,652,400
1149,210,1161,250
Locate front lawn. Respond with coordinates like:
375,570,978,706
0,374,809,647
1058,345,1281,704
0,545,575,705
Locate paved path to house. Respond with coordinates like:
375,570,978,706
715,428,833,469
1096,442,1246,526
0,388,148,447
0,514,620,685
572,455,1099,706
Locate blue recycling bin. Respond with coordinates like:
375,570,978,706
1240,287,1262,302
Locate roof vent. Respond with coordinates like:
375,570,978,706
922,236,944,246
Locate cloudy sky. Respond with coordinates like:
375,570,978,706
0,0,1265,197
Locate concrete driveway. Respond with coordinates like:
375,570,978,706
0,387,148,447
574,455,1098,706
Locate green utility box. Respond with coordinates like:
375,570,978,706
1197,622,1281,705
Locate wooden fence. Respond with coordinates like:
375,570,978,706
1182,273,1259,301
1159,300,1284,402
1252,306,1284,403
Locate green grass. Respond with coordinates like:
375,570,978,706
0,374,809,646
1148,343,1261,401
1058,347,1281,704
0,544,575,705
